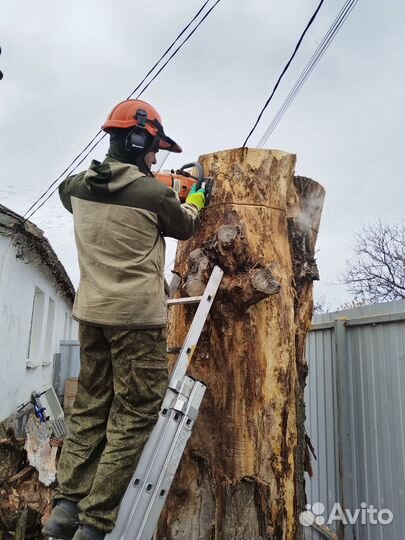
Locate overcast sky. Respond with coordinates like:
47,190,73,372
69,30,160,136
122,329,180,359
1,0,404,309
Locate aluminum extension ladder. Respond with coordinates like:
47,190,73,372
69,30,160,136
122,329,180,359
105,265,224,540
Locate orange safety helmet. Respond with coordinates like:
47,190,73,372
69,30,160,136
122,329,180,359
101,99,182,153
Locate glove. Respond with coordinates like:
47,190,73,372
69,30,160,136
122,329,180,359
185,184,205,210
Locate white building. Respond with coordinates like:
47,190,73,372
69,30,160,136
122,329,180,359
0,203,77,421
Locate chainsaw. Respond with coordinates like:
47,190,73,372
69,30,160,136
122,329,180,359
155,162,212,203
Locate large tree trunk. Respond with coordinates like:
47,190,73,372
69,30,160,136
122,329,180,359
158,148,325,540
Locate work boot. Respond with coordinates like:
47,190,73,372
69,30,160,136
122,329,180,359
42,499,79,539
72,524,105,540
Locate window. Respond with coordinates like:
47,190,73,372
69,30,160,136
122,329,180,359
27,287,45,367
43,297,55,365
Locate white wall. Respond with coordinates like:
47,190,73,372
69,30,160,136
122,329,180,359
0,235,77,421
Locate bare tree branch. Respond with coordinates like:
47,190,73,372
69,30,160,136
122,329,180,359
342,217,405,303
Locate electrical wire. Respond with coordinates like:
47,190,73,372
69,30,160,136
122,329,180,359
132,0,221,99
23,0,221,222
24,135,108,220
23,0,214,221
23,0,212,220
257,0,359,147
242,0,325,148
23,132,105,221
126,0,212,100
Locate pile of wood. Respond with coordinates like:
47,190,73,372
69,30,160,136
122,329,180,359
0,432,59,539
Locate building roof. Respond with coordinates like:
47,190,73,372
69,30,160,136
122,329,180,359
0,203,75,303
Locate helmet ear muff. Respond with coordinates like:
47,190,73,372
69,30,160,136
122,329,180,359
123,128,155,176
126,128,152,153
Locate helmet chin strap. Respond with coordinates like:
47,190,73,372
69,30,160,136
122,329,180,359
135,155,153,177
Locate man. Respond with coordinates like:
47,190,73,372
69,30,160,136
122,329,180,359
42,99,205,540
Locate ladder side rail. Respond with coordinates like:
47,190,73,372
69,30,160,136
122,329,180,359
107,378,196,539
130,382,206,540
106,404,181,539
168,266,223,391
118,409,185,540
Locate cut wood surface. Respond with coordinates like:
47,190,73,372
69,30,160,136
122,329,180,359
159,148,325,540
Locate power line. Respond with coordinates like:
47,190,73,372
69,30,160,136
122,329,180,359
23,0,221,222
23,133,105,221
24,134,108,220
23,0,215,220
126,0,212,100
134,0,222,99
242,0,325,148
257,0,359,147
27,120,172,216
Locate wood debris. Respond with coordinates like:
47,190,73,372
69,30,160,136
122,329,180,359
0,416,61,539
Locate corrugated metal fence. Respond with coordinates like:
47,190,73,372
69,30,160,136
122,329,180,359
53,303,405,539
304,300,405,540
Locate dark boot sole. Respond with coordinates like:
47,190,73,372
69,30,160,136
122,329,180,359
42,523,78,540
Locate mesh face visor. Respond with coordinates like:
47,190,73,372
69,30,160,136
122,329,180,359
148,119,182,153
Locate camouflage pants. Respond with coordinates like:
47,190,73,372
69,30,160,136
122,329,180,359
55,323,168,532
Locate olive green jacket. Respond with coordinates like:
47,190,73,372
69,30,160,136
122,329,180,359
59,156,199,328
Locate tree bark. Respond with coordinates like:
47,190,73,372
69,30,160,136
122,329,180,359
158,148,325,540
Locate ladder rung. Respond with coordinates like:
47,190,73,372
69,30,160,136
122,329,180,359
167,347,181,354
167,296,202,305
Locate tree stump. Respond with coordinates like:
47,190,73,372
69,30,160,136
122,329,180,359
159,148,325,540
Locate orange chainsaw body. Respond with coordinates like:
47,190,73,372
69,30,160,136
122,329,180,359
155,171,197,202
154,171,197,202
155,162,211,203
